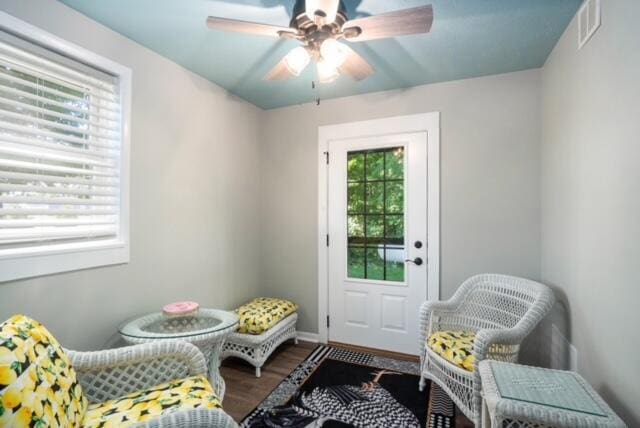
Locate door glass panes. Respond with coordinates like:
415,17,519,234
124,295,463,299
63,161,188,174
347,147,405,282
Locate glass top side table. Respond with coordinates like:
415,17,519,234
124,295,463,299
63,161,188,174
479,361,626,428
119,308,238,399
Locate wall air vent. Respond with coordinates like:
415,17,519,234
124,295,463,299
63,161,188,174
578,0,601,49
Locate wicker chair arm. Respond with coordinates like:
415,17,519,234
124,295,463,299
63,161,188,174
473,284,556,362
473,327,524,359
418,299,465,358
66,341,208,403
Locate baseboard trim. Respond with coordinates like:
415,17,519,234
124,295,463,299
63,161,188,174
297,331,321,343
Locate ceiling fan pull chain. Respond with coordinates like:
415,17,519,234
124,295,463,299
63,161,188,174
312,80,321,106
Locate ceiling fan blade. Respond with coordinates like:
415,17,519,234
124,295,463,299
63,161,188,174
338,46,375,81
306,0,340,24
206,16,295,38
342,5,433,42
265,58,296,81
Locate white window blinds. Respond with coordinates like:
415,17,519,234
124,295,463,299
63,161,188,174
0,30,123,255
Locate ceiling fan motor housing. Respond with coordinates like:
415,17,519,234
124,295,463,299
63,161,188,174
290,0,349,56
290,0,348,27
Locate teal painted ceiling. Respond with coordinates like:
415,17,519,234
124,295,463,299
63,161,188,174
59,0,581,109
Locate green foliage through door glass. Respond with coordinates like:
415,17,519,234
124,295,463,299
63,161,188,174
348,182,365,213
347,153,365,181
366,152,385,181
345,146,406,282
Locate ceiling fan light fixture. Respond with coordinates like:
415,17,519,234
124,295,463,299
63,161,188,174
284,46,311,76
317,58,340,84
320,38,348,68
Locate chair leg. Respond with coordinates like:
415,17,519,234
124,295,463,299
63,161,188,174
294,336,299,345
419,374,426,391
255,366,261,378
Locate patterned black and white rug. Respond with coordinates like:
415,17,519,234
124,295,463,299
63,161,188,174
242,345,455,428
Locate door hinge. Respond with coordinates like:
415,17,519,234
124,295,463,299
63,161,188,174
324,151,329,164
326,315,330,328
326,234,330,247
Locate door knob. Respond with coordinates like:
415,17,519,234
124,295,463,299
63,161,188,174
405,257,423,266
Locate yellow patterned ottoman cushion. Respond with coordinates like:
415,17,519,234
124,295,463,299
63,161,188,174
236,297,298,335
427,331,476,372
82,375,221,428
0,314,87,427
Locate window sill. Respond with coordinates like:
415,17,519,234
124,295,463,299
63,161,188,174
0,239,129,283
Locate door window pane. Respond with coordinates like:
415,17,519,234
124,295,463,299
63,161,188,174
348,182,365,213
386,148,404,179
366,182,385,214
346,147,405,282
348,215,365,238
347,153,365,181
385,181,404,214
348,246,365,279
385,215,404,239
365,151,385,181
385,246,405,282
366,215,384,238
366,246,385,280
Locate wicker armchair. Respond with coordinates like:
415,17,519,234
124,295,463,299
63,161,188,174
0,314,237,428
419,274,555,426
67,341,238,427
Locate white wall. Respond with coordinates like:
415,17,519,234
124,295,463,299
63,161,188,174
261,69,542,333
541,0,640,424
0,0,264,350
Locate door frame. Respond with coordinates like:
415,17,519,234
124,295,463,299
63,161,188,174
318,112,441,344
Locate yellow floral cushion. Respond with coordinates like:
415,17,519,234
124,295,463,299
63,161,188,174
236,297,298,335
0,314,87,427
82,375,221,428
427,331,476,372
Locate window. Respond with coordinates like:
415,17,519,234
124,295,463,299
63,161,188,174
346,147,405,282
0,13,130,282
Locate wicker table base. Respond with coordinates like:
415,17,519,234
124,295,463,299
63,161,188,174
119,309,239,399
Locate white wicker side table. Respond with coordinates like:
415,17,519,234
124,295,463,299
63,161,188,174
119,308,238,399
479,360,626,428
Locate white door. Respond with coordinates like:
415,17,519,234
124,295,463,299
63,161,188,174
327,132,428,355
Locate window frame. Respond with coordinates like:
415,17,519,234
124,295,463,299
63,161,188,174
0,11,131,282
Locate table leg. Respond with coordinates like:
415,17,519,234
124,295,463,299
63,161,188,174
197,340,227,400
482,397,491,428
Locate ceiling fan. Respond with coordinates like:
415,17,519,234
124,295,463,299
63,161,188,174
206,0,433,84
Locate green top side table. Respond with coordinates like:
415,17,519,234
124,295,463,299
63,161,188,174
479,360,626,428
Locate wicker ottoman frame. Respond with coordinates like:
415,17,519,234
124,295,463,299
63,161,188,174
221,313,298,377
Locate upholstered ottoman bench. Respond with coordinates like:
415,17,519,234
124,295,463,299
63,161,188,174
220,298,298,377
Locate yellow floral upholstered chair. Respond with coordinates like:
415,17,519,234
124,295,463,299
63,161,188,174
0,315,237,428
